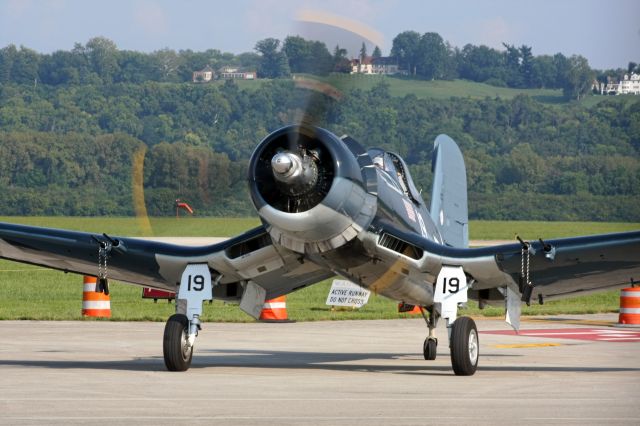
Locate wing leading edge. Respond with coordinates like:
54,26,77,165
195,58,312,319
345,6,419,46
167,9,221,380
0,222,333,298
377,223,640,302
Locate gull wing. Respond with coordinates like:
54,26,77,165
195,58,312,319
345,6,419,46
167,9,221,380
0,222,333,298
379,223,640,301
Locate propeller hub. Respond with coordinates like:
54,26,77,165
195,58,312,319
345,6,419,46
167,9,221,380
272,152,296,176
270,151,319,197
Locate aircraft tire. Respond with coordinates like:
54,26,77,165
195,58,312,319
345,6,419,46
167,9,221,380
423,337,437,360
163,313,193,371
449,316,479,376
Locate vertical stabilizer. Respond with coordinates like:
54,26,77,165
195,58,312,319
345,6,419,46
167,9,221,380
429,135,468,248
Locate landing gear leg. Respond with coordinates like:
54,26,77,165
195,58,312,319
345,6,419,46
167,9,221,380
433,265,476,375
162,264,212,372
420,306,438,360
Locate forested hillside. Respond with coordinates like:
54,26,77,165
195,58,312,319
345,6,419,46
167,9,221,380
0,77,638,220
0,36,638,220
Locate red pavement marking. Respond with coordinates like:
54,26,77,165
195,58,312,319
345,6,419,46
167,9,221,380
481,328,640,342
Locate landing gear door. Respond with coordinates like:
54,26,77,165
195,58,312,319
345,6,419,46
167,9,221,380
177,264,212,321
434,265,468,325
239,281,267,320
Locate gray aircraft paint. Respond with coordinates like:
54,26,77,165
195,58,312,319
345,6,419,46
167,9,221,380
430,134,469,248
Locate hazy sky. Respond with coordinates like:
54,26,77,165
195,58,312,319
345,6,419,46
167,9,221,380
0,0,638,70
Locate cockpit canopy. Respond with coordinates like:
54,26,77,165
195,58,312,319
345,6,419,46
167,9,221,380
368,148,423,206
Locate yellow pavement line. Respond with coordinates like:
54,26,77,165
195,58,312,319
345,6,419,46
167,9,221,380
493,343,563,349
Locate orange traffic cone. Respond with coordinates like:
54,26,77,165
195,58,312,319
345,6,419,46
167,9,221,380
82,276,111,318
259,296,288,321
618,287,640,326
398,302,422,315
408,305,422,315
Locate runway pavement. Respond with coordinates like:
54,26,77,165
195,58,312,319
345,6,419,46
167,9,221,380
0,314,638,425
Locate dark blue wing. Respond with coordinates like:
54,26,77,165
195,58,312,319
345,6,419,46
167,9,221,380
0,222,332,297
377,223,640,300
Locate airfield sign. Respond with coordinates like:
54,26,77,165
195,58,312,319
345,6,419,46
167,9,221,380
326,280,371,308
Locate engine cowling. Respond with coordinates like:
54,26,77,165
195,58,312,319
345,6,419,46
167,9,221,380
248,125,377,254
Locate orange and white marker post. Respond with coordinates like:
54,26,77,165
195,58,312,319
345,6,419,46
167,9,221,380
82,276,111,318
618,287,640,326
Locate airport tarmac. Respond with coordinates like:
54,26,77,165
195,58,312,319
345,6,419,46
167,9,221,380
0,315,638,425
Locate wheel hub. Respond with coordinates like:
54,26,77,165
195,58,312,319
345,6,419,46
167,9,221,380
180,329,191,360
468,329,478,364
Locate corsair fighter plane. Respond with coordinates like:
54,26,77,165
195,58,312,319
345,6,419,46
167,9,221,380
1,125,639,375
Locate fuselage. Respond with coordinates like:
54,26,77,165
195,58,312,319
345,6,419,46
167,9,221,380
308,156,443,306
248,125,445,306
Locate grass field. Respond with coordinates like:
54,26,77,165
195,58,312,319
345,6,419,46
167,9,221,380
208,74,631,106
327,74,565,102
0,217,636,322
1,216,637,239
0,258,624,322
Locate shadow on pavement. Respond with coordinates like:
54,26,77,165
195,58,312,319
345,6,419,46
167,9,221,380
2,347,634,375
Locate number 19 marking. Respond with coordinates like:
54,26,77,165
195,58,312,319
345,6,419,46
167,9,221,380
442,277,460,294
187,274,205,291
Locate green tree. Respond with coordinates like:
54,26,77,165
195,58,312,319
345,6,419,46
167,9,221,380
417,32,447,80
458,44,505,84
11,46,41,85
372,46,382,58
85,37,120,83
0,44,18,83
391,31,421,75
530,55,557,88
519,45,534,87
563,55,593,100
283,38,334,75
441,42,459,80
283,36,310,73
117,50,156,83
151,48,180,82
359,42,367,61
255,38,289,78
502,43,522,87
310,41,333,75
237,52,260,70
333,45,350,73
552,53,570,89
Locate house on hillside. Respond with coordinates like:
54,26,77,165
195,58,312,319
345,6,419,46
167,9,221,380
192,65,214,83
595,73,640,95
619,73,640,94
371,57,400,75
351,56,373,74
350,56,400,75
219,66,256,80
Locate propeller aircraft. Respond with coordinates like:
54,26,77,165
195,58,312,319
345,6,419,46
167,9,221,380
1,122,639,375
1,13,639,376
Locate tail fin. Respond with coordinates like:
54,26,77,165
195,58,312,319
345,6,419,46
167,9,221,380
429,135,469,248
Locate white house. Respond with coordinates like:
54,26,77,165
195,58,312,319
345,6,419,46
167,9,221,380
619,73,640,94
192,65,214,83
350,56,400,75
599,73,640,95
219,66,256,80
351,56,374,74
